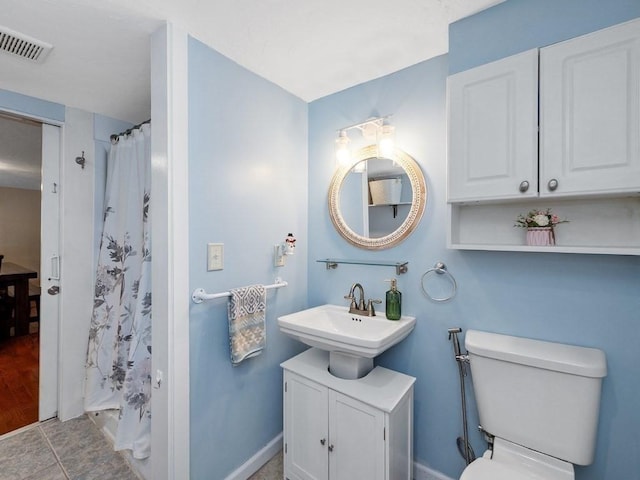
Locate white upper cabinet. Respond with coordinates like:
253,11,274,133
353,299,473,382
447,49,539,202
540,19,640,196
447,18,640,255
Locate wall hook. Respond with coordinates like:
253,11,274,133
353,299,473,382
75,151,86,169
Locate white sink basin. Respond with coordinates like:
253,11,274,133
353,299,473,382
278,304,416,378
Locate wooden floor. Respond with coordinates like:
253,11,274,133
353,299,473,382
0,333,39,436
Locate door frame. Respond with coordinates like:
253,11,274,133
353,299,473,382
0,107,62,423
39,122,61,420
149,22,190,480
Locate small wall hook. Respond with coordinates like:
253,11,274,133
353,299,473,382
75,151,86,169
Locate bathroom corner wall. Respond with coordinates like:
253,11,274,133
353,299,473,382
187,37,308,479
307,1,640,479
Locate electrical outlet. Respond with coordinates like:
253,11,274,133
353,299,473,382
207,243,223,271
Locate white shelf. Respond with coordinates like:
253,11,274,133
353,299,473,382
368,202,412,207
447,196,640,256
449,243,640,256
317,258,409,274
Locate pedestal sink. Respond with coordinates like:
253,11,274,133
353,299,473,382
277,304,416,379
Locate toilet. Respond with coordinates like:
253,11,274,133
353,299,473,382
461,330,607,480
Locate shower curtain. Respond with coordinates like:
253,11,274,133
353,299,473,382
85,123,152,459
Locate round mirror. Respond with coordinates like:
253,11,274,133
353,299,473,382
328,145,427,250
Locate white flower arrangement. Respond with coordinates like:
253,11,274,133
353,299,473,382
515,208,569,229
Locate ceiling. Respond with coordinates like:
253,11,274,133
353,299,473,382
0,0,503,126
1,0,504,191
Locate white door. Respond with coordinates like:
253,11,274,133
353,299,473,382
284,372,329,480
39,123,60,420
540,18,640,197
447,49,539,202
328,391,385,480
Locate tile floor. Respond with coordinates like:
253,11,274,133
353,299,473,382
248,450,283,479
0,415,140,480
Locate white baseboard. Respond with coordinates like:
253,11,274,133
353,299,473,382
224,433,283,480
413,461,456,480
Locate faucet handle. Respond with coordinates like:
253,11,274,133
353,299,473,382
367,299,382,316
344,294,357,309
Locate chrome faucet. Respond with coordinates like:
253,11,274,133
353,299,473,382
345,283,366,312
344,283,381,316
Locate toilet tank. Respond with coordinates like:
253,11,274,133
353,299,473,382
465,330,607,466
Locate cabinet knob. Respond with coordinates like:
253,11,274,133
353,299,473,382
518,180,529,193
328,444,334,452
547,178,559,191
320,438,326,446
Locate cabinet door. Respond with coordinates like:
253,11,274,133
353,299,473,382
541,19,640,196
328,391,386,480
284,373,329,480
448,49,539,202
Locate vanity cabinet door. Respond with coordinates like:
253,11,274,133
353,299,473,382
447,49,539,202
282,350,414,480
328,391,386,480
284,372,329,480
540,18,640,197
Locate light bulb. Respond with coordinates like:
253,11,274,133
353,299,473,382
378,124,395,158
335,130,351,167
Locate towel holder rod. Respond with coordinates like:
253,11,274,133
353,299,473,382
191,277,287,304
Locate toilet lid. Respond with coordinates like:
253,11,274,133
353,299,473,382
460,458,538,480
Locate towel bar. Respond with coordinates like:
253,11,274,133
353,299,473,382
191,277,287,304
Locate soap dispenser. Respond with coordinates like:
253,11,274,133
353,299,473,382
385,279,402,320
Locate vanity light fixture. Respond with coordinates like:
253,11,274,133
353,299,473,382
334,116,395,167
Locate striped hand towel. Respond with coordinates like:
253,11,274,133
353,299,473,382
228,284,266,365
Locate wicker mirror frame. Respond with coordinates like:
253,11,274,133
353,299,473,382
328,145,427,250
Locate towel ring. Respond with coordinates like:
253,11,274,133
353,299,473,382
421,262,457,302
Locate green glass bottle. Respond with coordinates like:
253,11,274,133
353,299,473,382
385,279,402,320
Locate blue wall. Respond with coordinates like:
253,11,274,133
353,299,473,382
307,1,640,479
0,88,65,122
187,37,309,479
449,0,640,74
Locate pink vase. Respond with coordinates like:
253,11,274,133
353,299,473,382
526,227,555,246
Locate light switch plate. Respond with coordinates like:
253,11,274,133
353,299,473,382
207,243,223,271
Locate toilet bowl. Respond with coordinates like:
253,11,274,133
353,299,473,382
460,438,574,480
459,330,607,480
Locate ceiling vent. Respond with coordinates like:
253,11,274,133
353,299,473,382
0,26,53,63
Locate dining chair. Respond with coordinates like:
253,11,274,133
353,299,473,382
0,288,15,338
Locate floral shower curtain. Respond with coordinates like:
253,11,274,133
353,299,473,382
85,123,152,459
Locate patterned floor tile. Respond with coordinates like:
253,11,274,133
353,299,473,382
0,415,141,480
23,464,67,480
42,416,135,479
0,427,58,480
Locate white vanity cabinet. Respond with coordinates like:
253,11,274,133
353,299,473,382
447,18,640,255
281,348,414,480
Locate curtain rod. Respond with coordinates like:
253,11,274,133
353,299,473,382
110,118,151,142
